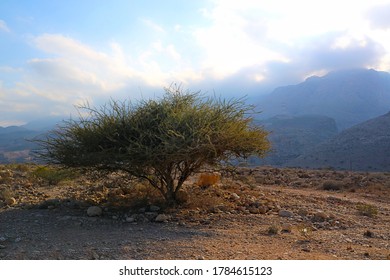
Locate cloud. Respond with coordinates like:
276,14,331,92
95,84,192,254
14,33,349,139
0,19,10,32
366,3,390,30
141,19,165,33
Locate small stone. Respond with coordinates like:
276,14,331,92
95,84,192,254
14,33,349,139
279,210,293,218
249,207,260,214
312,211,329,222
0,245,6,249
231,193,240,201
5,197,16,206
145,212,158,220
87,206,102,217
126,217,136,223
149,205,160,212
155,214,169,223
258,206,268,214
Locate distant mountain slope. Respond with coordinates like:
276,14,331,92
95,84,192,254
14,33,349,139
257,69,390,130
288,112,390,171
252,115,338,166
0,118,66,163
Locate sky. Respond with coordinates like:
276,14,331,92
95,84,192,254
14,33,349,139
1,0,390,126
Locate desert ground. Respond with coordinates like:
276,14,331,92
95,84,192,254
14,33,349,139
1,164,389,260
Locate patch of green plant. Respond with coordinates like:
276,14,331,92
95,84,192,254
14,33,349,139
31,166,78,185
357,203,378,217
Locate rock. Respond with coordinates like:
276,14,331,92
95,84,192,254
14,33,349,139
87,206,103,217
231,193,240,201
155,214,169,223
248,207,260,214
279,210,294,218
144,212,158,220
149,205,160,212
5,197,16,206
258,206,268,214
312,211,329,222
126,217,136,223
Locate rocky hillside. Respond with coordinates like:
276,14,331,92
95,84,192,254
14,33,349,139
0,118,62,163
288,112,390,171
253,115,338,166
256,68,390,130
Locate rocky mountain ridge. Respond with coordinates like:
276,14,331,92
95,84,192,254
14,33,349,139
288,111,390,171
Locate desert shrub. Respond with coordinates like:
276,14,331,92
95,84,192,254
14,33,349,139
357,203,378,217
0,185,14,201
32,166,77,185
267,225,279,235
322,180,345,191
36,85,270,205
197,172,221,188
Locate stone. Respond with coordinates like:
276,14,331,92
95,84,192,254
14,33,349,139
5,197,16,206
279,210,294,218
145,212,158,220
87,206,103,217
149,205,160,212
258,206,268,214
155,214,169,223
231,193,240,201
126,217,136,223
312,211,329,222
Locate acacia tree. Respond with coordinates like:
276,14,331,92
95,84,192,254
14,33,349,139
38,86,270,205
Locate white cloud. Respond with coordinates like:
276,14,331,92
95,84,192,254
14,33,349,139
0,20,10,32
141,19,165,33
192,0,390,83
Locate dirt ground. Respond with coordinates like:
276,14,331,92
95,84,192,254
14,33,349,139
1,165,390,260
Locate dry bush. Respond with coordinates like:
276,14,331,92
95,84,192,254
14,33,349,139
196,172,221,188
0,185,14,201
322,180,345,191
357,203,378,217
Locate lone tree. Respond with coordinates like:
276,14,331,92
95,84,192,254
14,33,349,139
38,86,270,205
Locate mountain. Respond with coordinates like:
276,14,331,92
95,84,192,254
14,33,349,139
251,115,338,166
256,69,390,130
288,112,390,171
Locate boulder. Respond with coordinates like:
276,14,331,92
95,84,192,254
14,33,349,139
87,206,103,217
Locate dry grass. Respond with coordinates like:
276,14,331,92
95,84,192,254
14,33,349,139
196,172,221,187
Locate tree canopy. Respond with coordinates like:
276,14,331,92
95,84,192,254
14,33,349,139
38,86,270,204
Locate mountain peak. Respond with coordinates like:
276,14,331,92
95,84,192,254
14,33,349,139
258,68,390,130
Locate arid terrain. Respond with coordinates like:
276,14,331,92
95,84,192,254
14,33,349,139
1,164,389,260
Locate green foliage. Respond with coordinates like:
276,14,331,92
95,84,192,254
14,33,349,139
357,203,378,217
37,85,270,204
32,166,77,185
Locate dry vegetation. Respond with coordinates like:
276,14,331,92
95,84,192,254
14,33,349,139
1,164,390,260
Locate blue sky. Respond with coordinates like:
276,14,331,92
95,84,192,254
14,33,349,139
1,0,390,126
